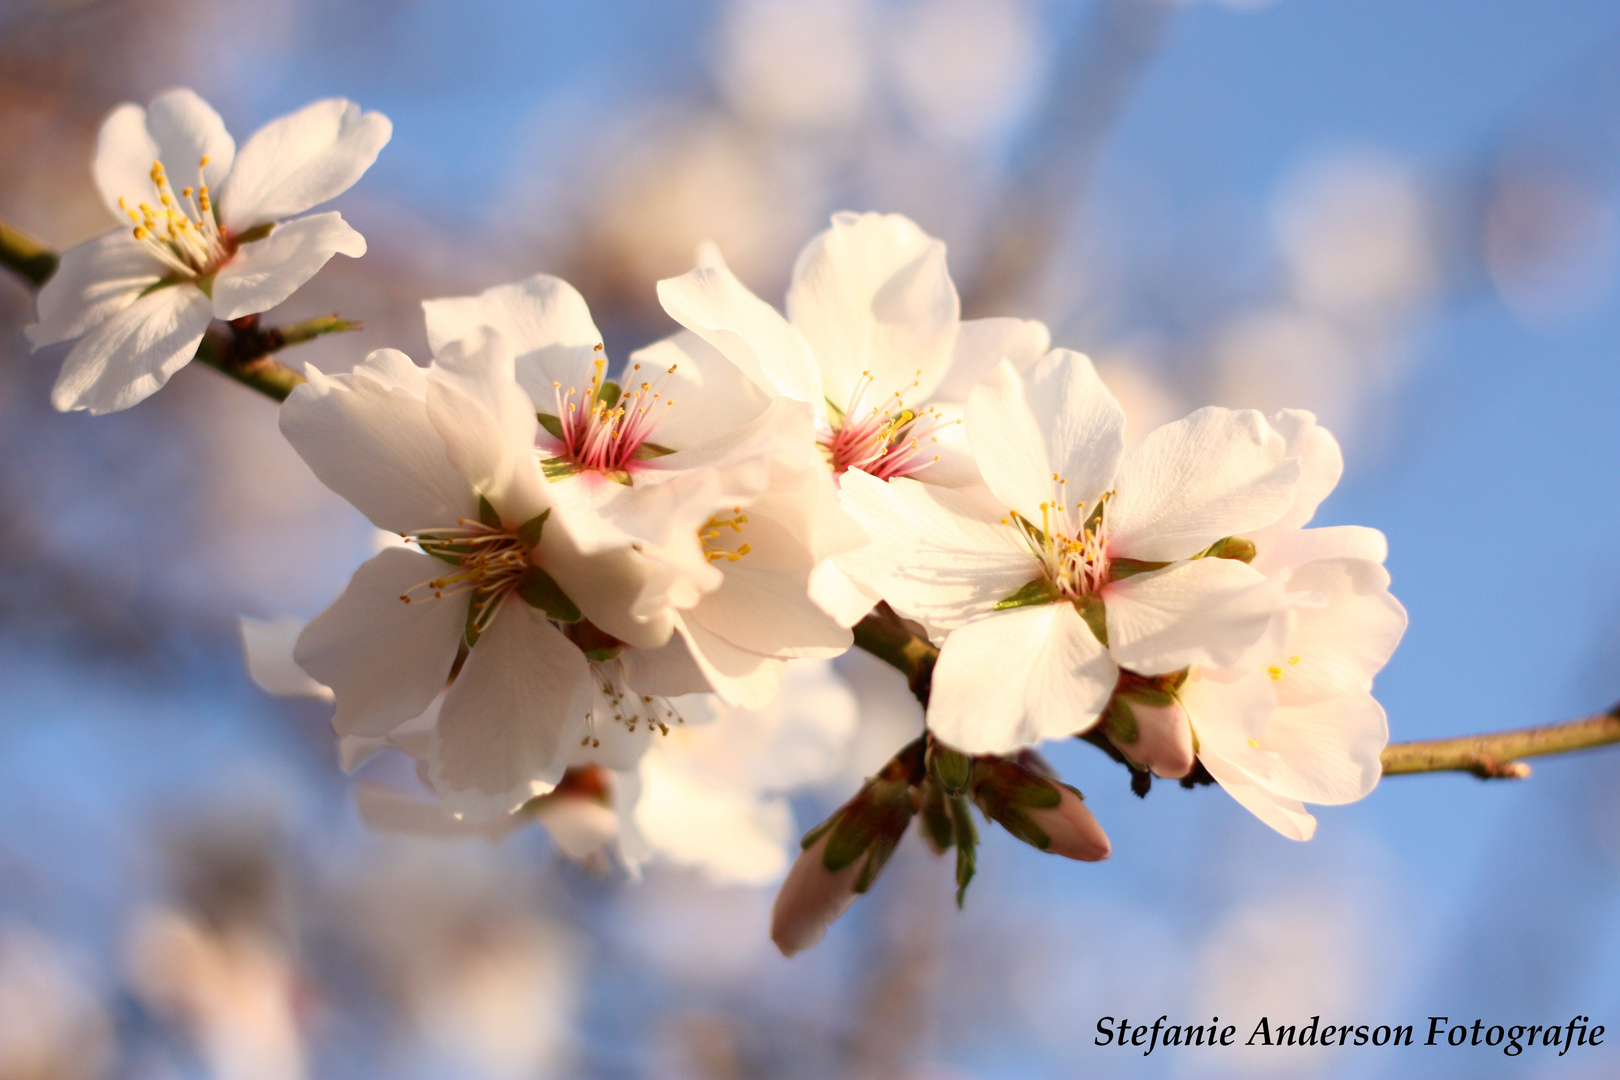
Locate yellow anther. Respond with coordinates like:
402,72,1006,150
1287,655,1301,665
1267,666,1284,680
1248,738,1260,748
199,155,210,167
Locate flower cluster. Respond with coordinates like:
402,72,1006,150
37,91,1406,956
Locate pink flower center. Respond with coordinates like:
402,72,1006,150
820,370,952,480
549,352,676,475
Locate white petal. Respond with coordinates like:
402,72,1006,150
930,316,1051,403
93,90,233,223
626,330,773,450
424,327,550,527
808,561,879,627
1254,409,1342,535
837,469,1037,633
210,211,364,320
280,351,475,534
1250,693,1388,805
1271,558,1407,704
355,782,515,840
1198,748,1317,841
428,601,593,820
1252,524,1387,576
1178,667,1277,750
537,523,674,650
422,273,602,406
786,211,959,407
686,501,853,659
966,353,1124,525
1108,407,1301,561
220,98,391,232
294,547,465,738
634,748,793,885
238,615,332,701
50,282,212,414
929,604,1116,754
618,635,713,698
656,264,823,412
676,618,787,708
27,229,165,348
1104,557,1280,674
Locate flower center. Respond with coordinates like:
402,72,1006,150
821,369,953,480
699,508,752,563
578,656,685,748
1007,478,1111,600
397,519,532,637
548,351,677,475
120,157,232,279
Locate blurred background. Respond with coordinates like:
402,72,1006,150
2,0,1620,1076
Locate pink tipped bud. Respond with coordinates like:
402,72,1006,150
770,832,863,957
1108,698,1195,779
1026,786,1111,862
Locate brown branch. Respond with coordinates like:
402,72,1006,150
1380,707,1620,779
0,218,355,402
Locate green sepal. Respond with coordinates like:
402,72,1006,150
1121,685,1175,708
918,781,955,854
604,469,634,487
517,509,550,549
137,274,186,298
428,544,471,566
537,413,566,441
1075,593,1108,645
581,644,623,662
464,592,487,649
824,396,846,426
233,222,274,245
993,577,1062,611
1196,535,1257,563
927,742,974,796
1103,694,1139,745
1110,557,1170,580
194,273,215,298
1082,498,1108,536
597,380,622,409
631,441,676,459
541,457,580,482
517,565,581,622
477,495,501,529
950,794,978,908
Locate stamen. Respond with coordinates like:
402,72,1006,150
700,509,752,563
545,354,678,474
820,369,956,480
121,156,230,279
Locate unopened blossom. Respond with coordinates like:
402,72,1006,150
1168,411,1407,838
28,88,389,414
656,212,1052,624
279,330,708,819
841,349,1304,754
423,273,857,705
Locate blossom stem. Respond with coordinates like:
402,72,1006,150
0,218,356,402
1379,706,1620,779
852,603,938,707
0,219,58,288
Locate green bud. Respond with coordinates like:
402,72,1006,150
927,741,974,796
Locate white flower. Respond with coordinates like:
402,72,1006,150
655,212,1051,623
1170,411,1407,839
840,349,1303,754
423,273,856,706
28,89,390,414
343,661,860,887
278,330,695,819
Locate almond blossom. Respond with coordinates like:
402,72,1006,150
1122,411,1407,838
27,88,390,414
655,212,1052,624
840,349,1304,754
422,273,857,706
278,330,703,819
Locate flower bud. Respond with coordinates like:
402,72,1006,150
1106,696,1195,779
1025,784,1111,862
770,831,864,957
970,757,1111,862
